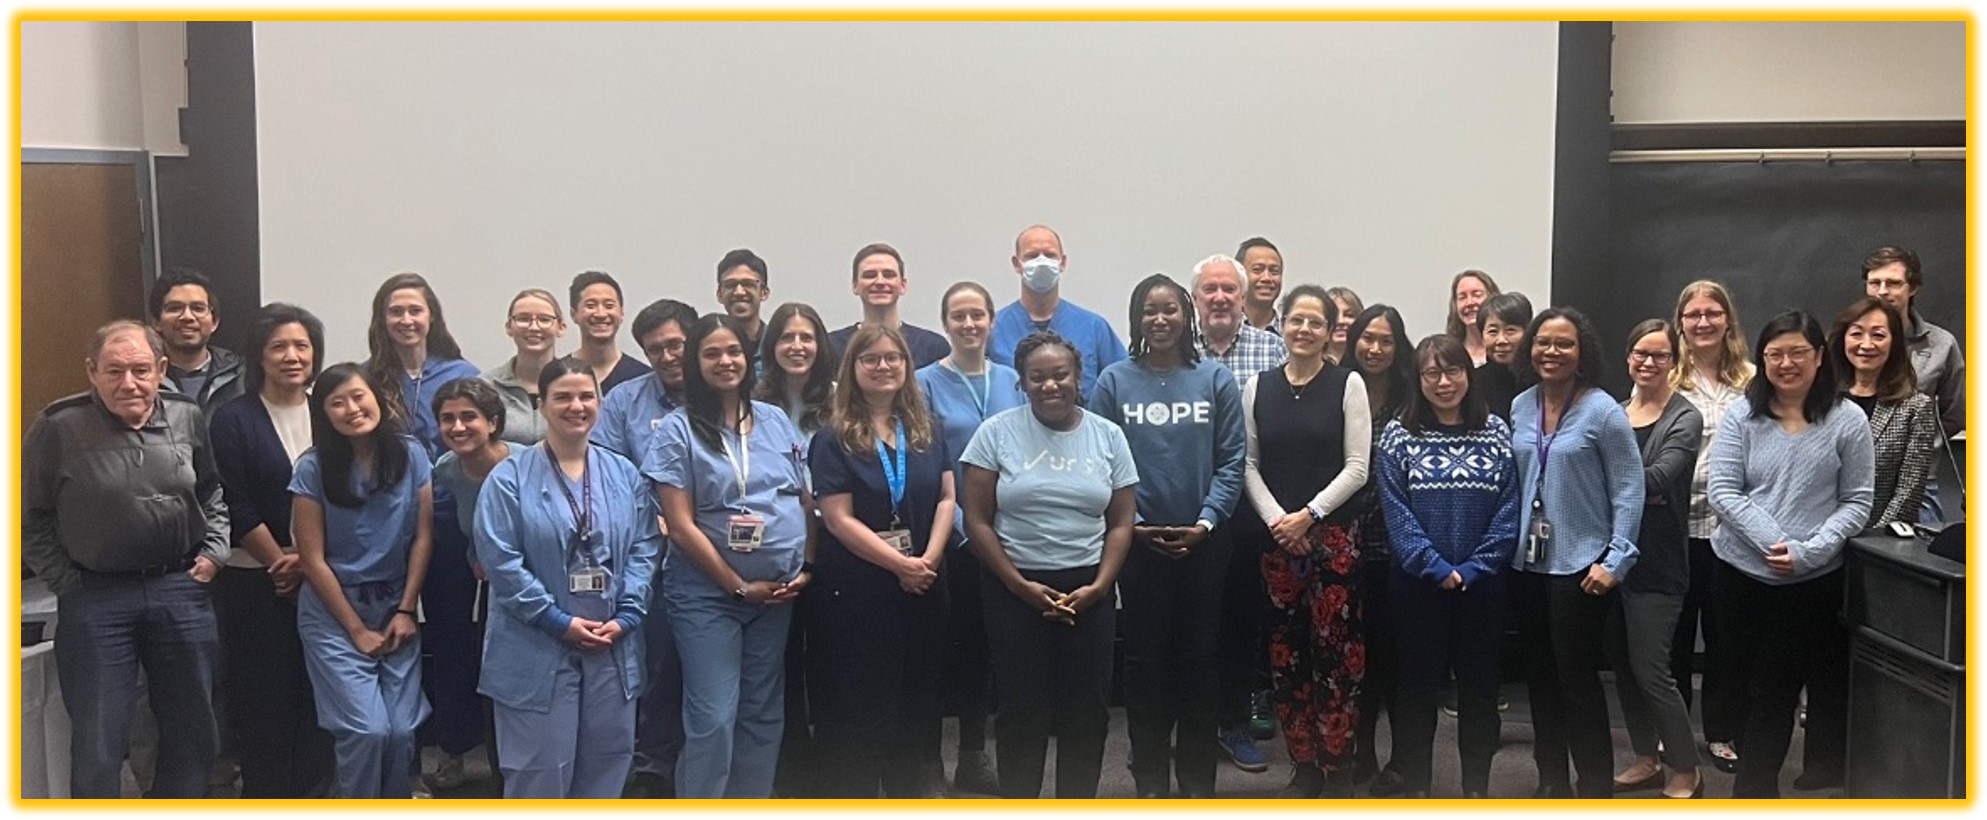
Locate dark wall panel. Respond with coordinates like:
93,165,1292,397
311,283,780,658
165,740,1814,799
155,21,259,354
1598,159,1964,395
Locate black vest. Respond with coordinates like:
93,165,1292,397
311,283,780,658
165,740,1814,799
1251,364,1351,513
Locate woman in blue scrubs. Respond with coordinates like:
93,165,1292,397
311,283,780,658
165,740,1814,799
808,325,954,798
474,357,662,798
912,281,1022,794
363,273,484,787
291,364,434,798
643,313,814,799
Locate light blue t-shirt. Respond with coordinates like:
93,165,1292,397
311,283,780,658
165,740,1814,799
959,406,1139,571
989,298,1128,396
916,359,1025,537
593,373,677,462
432,441,525,538
288,436,433,587
641,402,809,591
1089,357,1247,528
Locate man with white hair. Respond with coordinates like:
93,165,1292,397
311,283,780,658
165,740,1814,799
1192,254,1287,388
24,320,229,798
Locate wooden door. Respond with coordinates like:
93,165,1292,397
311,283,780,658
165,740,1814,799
20,162,146,426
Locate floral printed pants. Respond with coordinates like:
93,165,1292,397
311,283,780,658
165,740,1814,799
1261,520,1365,771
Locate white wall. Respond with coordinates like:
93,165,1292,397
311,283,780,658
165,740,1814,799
254,21,1562,367
21,21,186,154
1612,21,1966,124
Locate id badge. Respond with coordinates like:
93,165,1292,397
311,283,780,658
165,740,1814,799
1527,515,1554,564
569,565,607,594
728,514,767,552
880,529,913,555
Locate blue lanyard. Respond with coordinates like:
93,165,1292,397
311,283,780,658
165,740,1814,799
1533,389,1573,510
875,419,908,523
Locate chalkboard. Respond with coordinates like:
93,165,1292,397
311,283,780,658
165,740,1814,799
1590,159,1963,396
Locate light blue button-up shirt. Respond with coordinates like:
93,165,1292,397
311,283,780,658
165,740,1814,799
1510,386,1642,580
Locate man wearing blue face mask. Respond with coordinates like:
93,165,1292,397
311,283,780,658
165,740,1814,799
989,224,1128,395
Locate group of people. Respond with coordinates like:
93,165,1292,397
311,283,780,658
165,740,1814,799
24,225,1963,800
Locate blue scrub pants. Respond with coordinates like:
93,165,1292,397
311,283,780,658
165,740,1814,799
665,569,793,799
494,647,636,798
298,581,430,798
420,496,486,758
55,571,219,798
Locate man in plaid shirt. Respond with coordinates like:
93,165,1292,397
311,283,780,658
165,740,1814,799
1192,254,1287,388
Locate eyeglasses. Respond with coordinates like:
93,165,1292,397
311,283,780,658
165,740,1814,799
1763,346,1818,366
510,314,559,329
1419,365,1468,384
1284,315,1331,331
161,302,212,318
1680,310,1727,324
856,352,906,369
1534,338,1578,353
1629,350,1674,365
719,280,763,294
1866,278,1911,293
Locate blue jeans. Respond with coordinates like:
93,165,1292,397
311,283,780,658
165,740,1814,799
55,571,220,798
665,569,792,799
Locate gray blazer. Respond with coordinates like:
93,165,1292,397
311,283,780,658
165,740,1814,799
1622,392,1703,596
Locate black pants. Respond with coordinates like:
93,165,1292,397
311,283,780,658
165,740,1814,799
1354,558,1400,772
1715,562,1848,798
941,542,994,752
1392,570,1506,794
1511,569,1615,798
419,500,486,758
776,592,819,796
1674,537,1742,742
1121,527,1232,796
983,565,1114,798
215,566,336,798
805,552,948,797
1217,520,1272,728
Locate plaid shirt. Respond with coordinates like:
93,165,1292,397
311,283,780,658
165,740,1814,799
1197,325,1286,388
1680,370,1748,539
1244,310,1282,337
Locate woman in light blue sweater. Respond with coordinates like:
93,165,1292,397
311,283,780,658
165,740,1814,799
1377,334,1518,798
1707,311,1873,799
1089,273,1247,799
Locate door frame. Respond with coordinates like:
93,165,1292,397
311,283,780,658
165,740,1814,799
21,147,160,289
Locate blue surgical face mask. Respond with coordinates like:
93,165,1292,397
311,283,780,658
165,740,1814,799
1020,256,1061,294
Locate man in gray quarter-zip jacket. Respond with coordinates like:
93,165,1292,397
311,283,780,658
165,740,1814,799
22,320,229,799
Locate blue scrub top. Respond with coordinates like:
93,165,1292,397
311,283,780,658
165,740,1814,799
915,360,1024,537
289,436,433,587
388,355,481,461
807,423,951,570
642,402,809,588
474,443,661,709
988,298,1127,396
594,373,677,463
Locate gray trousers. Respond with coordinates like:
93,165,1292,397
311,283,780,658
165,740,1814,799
1603,587,1702,769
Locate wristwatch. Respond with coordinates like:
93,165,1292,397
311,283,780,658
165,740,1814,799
731,585,748,601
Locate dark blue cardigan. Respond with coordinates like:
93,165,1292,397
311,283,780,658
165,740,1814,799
209,392,299,548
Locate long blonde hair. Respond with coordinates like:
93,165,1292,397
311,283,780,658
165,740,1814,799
830,325,935,456
1671,279,1755,391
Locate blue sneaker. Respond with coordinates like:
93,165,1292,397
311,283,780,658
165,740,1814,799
1218,727,1269,773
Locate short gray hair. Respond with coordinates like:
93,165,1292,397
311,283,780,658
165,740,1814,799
1189,254,1244,291
89,319,166,361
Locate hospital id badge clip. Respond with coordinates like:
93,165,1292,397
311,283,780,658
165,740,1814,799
570,565,607,594
1527,515,1553,565
880,529,914,555
728,514,766,552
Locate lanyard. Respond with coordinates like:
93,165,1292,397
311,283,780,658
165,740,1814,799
946,359,991,419
723,425,751,510
875,419,908,523
1533,389,1571,511
545,444,593,544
